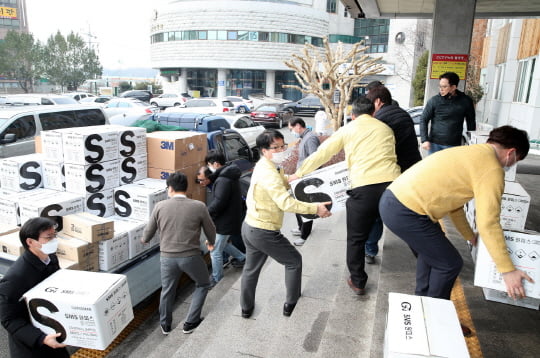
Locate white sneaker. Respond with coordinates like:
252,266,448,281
291,229,302,236
293,238,306,246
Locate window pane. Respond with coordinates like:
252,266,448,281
217,31,227,40
228,31,237,40
238,31,249,41
259,32,269,41
198,31,207,40
208,30,217,40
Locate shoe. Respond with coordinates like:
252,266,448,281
283,302,297,317
208,277,217,290
293,238,306,246
160,323,171,335
231,258,245,268
347,277,366,295
241,306,254,319
365,255,375,264
460,323,473,337
223,259,231,268
183,317,204,334
290,229,302,236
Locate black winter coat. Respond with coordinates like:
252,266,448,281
0,250,69,358
375,104,422,172
207,164,244,235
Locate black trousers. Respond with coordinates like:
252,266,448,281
295,214,313,240
346,182,391,289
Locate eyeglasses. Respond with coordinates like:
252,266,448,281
268,144,288,151
39,233,57,240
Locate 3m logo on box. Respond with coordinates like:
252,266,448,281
160,141,174,150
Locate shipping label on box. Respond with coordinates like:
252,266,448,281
99,232,129,271
482,287,539,310
62,212,114,243
18,192,84,231
0,231,24,258
474,231,540,298
385,292,469,358
118,155,147,185
64,159,120,194
113,184,168,221
500,181,530,230
83,189,115,218
0,154,44,192
107,125,147,158
23,269,133,350
42,160,65,191
146,131,207,170
62,128,119,164
290,161,350,219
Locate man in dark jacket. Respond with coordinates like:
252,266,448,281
420,71,476,154
0,217,70,358
206,150,246,285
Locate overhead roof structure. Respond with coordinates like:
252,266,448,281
341,0,540,18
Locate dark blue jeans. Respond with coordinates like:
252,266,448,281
379,190,463,299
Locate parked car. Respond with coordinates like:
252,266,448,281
250,102,294,128
225,96,253,113
63,92,96,102
150,93,191,109
165,97,235,114
405,106,423,137
104,98,157,126
119,90,153,102
0,104,108,158
283,96,324,116
220,114,265,148
79,95,113,106
151,112,231,132
4,94,79,106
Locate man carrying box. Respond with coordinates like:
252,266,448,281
0,217,69,358
141,172,216,335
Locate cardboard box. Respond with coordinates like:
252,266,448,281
482,287,539,310
500,181,530,231
385,292,469,358
113,183,168,221
118,155,147,185
0,188,58,226
61,212,114,243
58,257,79,270
0,154,44,192
62,127,119,164
111,216,159,259
290,161,349,219
56,232,99,270
64,159,120,195
133,177,168,190
23,269,133,350
107,125,147,158
34,135,42,153
98,231,129,271
474,231,540,299
0,224,19,236
146,131,207,170
42,160,65,191
18,191,85,231
0,231,24,257
83,189,115,218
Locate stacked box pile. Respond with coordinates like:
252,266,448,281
466,131,540,309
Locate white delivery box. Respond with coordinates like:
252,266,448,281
118,154,148,185
500,181,530,230
474,231,540,298
290,161,349,219
385,292,469,358
62,127,119,164
23,269,133,350
0,154,44,192
0,188,57,226
99,231,130,271
107,125,147,158
64,159,120,195
111,216,158,259
42,160,66,191
133,177,167,189
482,287,540,310
18,191,85,230
41,129,65,160
113,184,168,221
84,189,115,218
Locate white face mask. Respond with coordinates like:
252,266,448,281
208,164,216,173
40,238,58,255
271,149,290,165
503,151,517,172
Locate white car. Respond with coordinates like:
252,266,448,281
165,97,234,114
225,96,254,113
63,92,96,102
104,98,157,126
220,114,265,148
149,93,191,109
4,94,79,105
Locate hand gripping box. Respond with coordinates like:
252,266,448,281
0,154,44,192
23,269,133,350
146,131,207,170
62,127,119,165
384,292,469,358
113,182,168,221
482,287,540,310
474,231,540,299
290,161,350,219
18,191,85,231
64,159,120,195
61,212,114,243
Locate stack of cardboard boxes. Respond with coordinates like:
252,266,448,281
466,131,540,309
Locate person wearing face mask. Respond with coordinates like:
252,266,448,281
240,129,332,318
287,117,321,246
420,71,476,154
379,125,533,335
0,217,70,358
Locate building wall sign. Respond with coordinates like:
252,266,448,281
0,6,17,19
430,54,468,79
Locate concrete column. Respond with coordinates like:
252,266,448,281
217,68,227,98
266,70,275,98
425,0,477,102
178,68,188,94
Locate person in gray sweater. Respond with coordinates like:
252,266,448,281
141,172,216,335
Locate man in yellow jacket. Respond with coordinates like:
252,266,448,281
290,97,400,295
379,125,533,300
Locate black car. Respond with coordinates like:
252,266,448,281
119,90,153,103
283,96,324,116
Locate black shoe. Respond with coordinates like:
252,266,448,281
160,323,171,335
231,258,245,268
460,323,473,337
365,255,375,264
347,277,366,295
182,317,204,334
283,302,296,317
241,306,254,319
